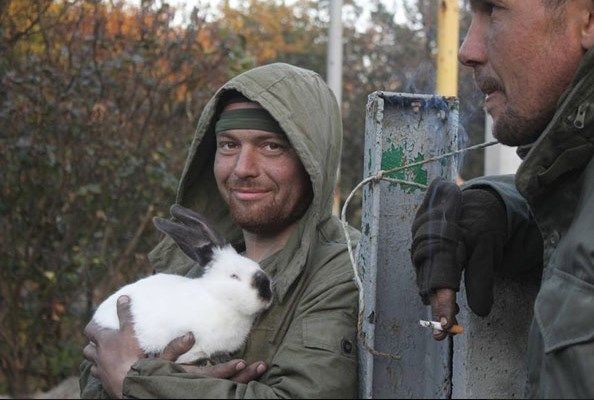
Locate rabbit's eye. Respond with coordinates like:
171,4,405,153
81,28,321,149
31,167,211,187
230,274,240,280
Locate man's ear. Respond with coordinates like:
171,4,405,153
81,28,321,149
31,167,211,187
580,1,594,49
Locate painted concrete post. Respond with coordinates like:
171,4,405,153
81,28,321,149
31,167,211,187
358,92,459,398
453,277,539,398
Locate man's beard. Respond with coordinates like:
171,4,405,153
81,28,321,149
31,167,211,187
477,74,554,146
227,187,313,236
493,105,555,146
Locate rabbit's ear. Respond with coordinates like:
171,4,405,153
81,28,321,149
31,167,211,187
169,204,226,247
153,217,216,266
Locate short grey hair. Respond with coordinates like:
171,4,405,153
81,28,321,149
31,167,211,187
542,0,567,9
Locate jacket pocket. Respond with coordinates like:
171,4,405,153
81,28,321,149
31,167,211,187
535,268,594,353
302,315,357,358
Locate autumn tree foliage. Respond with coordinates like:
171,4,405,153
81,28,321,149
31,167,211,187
0,0,482,395
0,0,248,395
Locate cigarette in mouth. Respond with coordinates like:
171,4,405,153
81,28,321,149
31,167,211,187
419,320,464,334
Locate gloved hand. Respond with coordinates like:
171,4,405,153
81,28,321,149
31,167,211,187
411,177,507,337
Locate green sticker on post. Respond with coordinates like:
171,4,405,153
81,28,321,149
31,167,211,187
381,146,428,193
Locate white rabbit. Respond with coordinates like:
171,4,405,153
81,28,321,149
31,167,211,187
91,205,273,364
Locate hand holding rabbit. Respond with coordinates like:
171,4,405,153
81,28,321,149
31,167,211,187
90,205,272,362
83,296,145,398
83,296,267,399
159,331,267,382
83,205,272,397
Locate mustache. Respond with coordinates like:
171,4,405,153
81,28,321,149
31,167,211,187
226,177,270,190
475,75,505,95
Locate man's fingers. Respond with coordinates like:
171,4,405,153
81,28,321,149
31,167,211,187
116,295,134,332
432,329,448,341
231,361,267,384
431,316,449,341
430,288,458,341
83,343,98,363
160,333,195,362
84,321,101,342
431,288,457,321
166,355,266,383
179,359,248,379
440,315,454,331
90,364,99,379
175,359,241,378
205,359,248,379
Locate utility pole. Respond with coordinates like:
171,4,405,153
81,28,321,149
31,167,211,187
436,0,465,185
436,0,459,97
327,0,343,216
436,0,520,174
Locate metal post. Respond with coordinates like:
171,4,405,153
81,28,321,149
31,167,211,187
436,0,459,97
327,0,343,216
358,92,459,398
327,0,342,106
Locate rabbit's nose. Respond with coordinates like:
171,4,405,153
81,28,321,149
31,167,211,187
252,271,272,302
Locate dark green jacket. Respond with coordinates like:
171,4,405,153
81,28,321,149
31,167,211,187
80,63,360,398
468,47,594,398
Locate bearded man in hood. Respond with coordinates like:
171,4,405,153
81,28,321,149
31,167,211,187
80,63,360,399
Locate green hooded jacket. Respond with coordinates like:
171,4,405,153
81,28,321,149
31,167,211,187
79,63,361,399
465,47,594,397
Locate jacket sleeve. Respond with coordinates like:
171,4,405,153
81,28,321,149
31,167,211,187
120,252,358,399
79,359,111,399
462,174,543,279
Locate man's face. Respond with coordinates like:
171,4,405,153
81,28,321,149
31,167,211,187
459,0,586,145
214,103,312,235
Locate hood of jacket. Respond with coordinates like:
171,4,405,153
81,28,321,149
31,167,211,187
515,46,594,202
149,63,343,301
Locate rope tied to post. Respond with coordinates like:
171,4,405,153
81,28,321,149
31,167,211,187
341,139,500,360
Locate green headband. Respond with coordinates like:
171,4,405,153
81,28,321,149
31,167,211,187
215,108,284,135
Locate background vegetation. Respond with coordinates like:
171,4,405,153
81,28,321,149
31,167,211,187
0,0,483,396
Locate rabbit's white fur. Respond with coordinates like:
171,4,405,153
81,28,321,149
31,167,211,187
92,245,271,363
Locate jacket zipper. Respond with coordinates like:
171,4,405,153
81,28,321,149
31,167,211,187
574,102,589,129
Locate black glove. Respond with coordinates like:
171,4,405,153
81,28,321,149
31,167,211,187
411,177,507,316
411,178,464,304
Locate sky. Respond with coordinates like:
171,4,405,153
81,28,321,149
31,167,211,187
128,0,408,27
